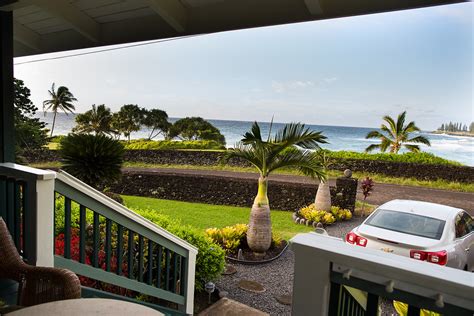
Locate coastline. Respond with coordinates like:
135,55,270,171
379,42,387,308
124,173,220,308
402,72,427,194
430,131,474,138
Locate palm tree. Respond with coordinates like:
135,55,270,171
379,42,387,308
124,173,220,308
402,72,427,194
43,83,77,137
313,151,332,211
73,104,113,135
365,111,431,153
222,121,327,254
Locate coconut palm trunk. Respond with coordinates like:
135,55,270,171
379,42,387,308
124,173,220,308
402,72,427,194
50,110,57,137
314,180,331,211
247,176,272,254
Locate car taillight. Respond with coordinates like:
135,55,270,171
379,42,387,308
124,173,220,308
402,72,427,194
410,250,447,265
345,232,367,247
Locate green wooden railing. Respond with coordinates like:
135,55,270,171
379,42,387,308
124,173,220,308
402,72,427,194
329,284,368,316
0,163,49,265
53,171,197,315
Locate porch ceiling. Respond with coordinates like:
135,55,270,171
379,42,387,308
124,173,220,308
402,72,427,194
0,0,467,58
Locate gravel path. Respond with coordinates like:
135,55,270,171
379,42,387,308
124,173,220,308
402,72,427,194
215,217,366,315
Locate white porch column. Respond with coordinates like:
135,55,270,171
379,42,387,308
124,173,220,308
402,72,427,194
35,169,57,267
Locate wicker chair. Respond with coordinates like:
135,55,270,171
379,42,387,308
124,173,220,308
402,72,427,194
0,217,81,307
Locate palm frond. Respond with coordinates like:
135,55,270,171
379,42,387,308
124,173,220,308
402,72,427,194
267,150,326,180
404,144,421,152
365,130,385,139
396,111,407,135
365,144,381,153
382,115,397,135
220,144,264,174
242,121,263,146
273,122,327,149
380,138,392,152
403,121,420,134
380,125,396,141
407,135,431,146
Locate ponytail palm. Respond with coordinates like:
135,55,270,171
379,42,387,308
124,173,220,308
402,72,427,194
222,121,327,253
365,111,431,153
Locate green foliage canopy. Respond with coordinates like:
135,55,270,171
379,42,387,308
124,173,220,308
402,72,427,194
169,117,226,145
73,104,114,135
13,78,48,155
112,104,144,141
141,109,171,140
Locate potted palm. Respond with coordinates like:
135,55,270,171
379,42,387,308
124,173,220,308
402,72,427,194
222,121,327,254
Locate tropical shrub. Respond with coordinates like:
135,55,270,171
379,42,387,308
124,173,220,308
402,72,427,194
324,150,460,166
59,134,124,189
130,208,225,290
54,198,225,292
124,139,225,150
298,204,352,225
205,223,283,253
205,224,248,252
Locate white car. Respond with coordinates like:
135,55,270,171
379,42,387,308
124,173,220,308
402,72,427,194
345,199,474,271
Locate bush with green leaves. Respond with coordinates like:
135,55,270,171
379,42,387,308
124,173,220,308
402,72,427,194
14,78,48,156
124,139,225,150
324,150,460,166
298,204,352,225
54,195,225,291
131,208,225,290
205,223,283,254
59,134,124,189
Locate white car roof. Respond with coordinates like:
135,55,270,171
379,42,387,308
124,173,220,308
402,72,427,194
376,199,463,221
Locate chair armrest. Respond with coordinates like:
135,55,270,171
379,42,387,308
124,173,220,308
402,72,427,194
18,266,81,307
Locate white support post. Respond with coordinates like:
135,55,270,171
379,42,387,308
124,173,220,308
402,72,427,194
35,170,57,267
291,241,332,315
185,251,197,315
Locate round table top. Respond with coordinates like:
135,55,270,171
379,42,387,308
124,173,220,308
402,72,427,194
8,298,164,316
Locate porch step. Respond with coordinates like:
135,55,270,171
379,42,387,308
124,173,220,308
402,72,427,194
198,298,269,316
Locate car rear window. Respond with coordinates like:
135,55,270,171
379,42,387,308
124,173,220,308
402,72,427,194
365,209,446,240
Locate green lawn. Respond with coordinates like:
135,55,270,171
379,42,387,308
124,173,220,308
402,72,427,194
122,195,315,240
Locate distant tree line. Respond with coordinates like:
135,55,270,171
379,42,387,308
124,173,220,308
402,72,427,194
437,121,473,133
73,104,226,145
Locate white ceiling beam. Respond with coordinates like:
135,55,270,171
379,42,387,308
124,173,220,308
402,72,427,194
304,0,323,15
148,0,187,32
25,0,100,42
13,21,40,51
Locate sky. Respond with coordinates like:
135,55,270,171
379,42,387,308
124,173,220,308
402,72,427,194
14,2,473,130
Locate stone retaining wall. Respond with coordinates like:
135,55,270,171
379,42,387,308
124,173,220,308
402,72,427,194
25,149,473,183
111,171,358,212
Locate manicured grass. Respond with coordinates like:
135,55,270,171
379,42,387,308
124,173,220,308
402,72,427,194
122,195,315,240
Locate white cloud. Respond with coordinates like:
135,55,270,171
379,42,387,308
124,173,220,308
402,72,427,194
271,80,315,93
323,77,338,84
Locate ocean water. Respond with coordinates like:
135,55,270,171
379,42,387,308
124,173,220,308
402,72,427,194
36,112,474,166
